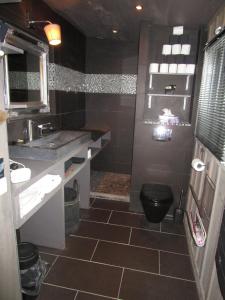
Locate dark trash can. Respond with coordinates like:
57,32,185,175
18,243,47,299
64,179,80,234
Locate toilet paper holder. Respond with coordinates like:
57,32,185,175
191,158,206,172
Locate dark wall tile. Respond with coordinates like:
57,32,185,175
61,111,85,130
86,38,138,74
86,94,136,174
55,92,85,114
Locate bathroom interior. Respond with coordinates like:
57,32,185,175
1,0,225,299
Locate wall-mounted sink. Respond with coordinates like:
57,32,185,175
9,131,90,161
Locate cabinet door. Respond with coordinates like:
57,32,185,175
0,60,22,300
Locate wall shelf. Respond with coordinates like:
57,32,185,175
143,120,191,126
149,72,194,76
147,93,191,98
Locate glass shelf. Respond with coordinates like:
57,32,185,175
147,93,191,98
149,72,194,76
143,120,191,127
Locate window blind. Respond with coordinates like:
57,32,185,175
196,33,225,161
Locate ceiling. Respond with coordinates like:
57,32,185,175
44,0,224,41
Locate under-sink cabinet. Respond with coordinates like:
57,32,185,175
11,130,110,250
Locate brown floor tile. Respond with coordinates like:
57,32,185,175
130,228,188,254
40,253,57,266
109,211,160,231
119,269,199,300
160,251,194,280
40,253,57,273
92,198,129,212
80,208,111,223
76,291,112,300
37,284,76,300
45,257,122,298
39,236,97,260
90,198,95,206
75,220,130,243
161,220,185,235
93,241,159,273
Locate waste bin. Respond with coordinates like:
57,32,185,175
18,242,47,299
64,179,80,234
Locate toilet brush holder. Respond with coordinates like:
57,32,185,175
174,207,184,223
174,189,184,223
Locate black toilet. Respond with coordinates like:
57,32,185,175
140,183,173,223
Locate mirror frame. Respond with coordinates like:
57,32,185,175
2,25,49,111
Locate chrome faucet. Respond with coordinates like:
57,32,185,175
26,119,35,142
38,122,53,136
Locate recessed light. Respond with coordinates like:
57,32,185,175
136,4,143,11
112,29,118,34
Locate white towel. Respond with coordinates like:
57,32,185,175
19,174,62,218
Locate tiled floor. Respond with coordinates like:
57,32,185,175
38,198,199,300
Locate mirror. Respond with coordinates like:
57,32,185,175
2,25,49,111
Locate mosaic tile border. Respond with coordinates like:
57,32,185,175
9,63,137,95
48,63,86,92
85,74,137,94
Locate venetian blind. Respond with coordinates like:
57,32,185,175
196,33,225,161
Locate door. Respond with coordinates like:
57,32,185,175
0,57,21,299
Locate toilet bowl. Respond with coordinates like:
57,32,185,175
140,183,173,223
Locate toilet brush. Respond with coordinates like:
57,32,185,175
174,189,184,223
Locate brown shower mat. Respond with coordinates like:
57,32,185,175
92,171,131,197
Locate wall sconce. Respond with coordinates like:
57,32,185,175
28,20,61,46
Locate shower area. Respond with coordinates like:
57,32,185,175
85,38,138,202
85,90,135,202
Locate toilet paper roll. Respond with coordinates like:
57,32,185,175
169,64,177,73
177,64,187,74
162,44,172,55
160,63,169,73
191,159,206,172
172,44,181,55
149,63,159,73
181,44,191,55
186,64,195,74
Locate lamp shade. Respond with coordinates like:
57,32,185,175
44,23,61,46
